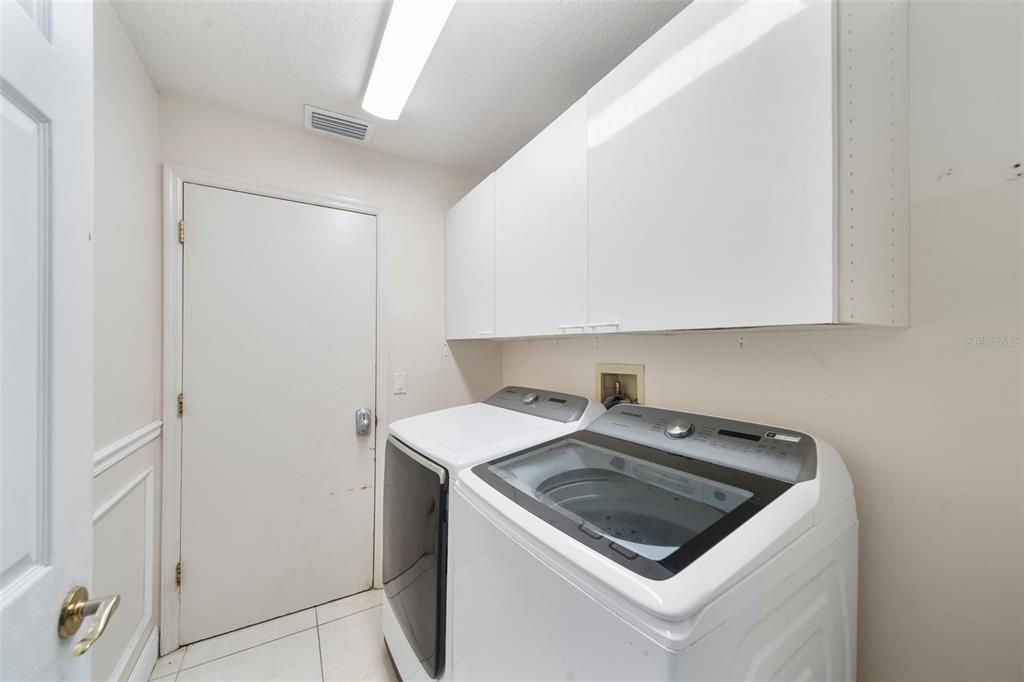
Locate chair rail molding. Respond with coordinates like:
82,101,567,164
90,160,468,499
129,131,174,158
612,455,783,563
93,421,163,478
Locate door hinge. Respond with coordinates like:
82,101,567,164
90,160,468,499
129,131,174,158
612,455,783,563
177,393,184,417
178,219,185,244
175,561,182,587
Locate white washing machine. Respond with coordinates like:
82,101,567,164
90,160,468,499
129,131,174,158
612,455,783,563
381,387,604,682
451,404,858,681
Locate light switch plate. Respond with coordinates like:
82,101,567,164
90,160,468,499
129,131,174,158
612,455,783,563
392,372,408,395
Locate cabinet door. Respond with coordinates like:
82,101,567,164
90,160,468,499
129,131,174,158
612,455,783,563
587,0,836,332
495,100,589,337
446,174,495,339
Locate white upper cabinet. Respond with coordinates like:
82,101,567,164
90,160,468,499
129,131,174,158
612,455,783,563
587,0,834,332
444,0,907,340
495,100,588,337
586,0,908,332
446,174,495,340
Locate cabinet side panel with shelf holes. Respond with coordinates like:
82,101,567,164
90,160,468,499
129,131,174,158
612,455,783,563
836,0,910,326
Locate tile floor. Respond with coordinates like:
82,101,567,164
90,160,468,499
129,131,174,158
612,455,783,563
150,589,396,682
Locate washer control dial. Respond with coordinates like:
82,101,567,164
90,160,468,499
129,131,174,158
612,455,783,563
522,392,539,405
665,419,694,439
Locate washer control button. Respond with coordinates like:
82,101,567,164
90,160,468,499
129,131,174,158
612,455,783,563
665,419,694,439
522,392,539,405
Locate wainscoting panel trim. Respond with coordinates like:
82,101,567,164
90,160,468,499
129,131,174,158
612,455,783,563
93,466,156,682
127,627,158,682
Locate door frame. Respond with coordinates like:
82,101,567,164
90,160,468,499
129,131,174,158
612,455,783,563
159,164,386,654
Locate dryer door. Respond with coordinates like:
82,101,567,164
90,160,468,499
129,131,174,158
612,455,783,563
382,437,448,678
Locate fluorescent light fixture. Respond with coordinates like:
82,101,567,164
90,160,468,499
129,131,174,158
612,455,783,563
362,0,456,120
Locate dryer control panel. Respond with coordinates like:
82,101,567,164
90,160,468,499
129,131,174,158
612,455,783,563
587,404,816,483
484,386,589,423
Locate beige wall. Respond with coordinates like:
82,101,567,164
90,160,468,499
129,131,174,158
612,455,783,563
92,0,163,679
501,2,1024,680
94,0,162,450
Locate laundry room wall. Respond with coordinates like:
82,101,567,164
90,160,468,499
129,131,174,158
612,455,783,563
158,94,504,585
501,2,1024,680
92,1,164,679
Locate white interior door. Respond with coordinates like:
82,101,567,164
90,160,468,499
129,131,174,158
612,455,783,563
179,184,376,644
1,2,96,679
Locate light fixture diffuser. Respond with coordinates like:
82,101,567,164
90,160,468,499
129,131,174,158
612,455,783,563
362,0,456,120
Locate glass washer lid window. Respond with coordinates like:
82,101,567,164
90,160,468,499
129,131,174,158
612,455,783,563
490,438,751,560
474,432,792,580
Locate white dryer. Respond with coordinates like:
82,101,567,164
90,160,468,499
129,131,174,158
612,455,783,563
381,387,604,682
451,404,858,681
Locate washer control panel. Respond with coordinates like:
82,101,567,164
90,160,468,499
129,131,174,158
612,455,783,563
587,404,816,483
484,386,589,423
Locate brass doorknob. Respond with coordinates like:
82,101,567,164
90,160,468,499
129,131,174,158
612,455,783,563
57,586,120,656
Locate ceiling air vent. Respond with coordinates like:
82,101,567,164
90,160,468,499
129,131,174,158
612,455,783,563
304,105,374,144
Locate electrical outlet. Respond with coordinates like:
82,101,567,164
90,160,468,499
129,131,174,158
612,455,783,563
392,372,407,395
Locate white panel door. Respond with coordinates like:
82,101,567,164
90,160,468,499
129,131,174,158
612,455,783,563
495,100,588,337
446,175,494,340
586,0,835,332
179,184,376,643
1,2,95,679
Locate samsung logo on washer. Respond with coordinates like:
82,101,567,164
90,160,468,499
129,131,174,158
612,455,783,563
766,431,802,442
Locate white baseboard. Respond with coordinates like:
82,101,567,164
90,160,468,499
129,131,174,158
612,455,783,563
128,627,159,682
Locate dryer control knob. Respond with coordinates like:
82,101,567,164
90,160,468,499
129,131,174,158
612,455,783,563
665,419,694,439
522,392,539,405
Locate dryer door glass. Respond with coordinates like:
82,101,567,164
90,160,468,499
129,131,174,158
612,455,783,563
382,438,447,678
473,433,790,580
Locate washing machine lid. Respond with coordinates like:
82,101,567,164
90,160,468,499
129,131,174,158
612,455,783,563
388,388,596,470
470,406,816,581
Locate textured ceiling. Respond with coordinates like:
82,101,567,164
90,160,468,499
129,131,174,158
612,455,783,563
113,0,687,173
